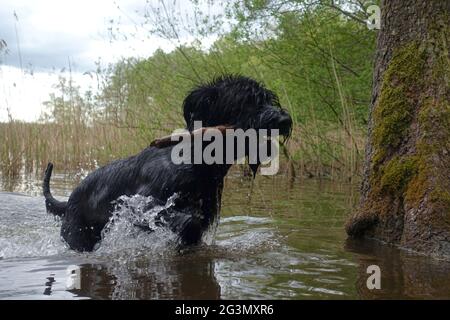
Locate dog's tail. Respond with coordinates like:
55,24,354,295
43,162,67,216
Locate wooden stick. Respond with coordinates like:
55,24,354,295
150,125,234,149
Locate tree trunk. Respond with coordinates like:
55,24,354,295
346,0,450,259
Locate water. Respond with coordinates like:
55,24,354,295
1,171,450,299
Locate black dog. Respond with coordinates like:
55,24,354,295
43,75,292,252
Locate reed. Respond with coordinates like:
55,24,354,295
0,116,364,183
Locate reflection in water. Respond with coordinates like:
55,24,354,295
0,171,83,197
69,254,221,300
1,170,450,299
66,265,81,290
346,238,450,299
43,275,55,295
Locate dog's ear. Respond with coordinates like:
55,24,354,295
183,87,219,131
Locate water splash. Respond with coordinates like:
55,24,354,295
95,194,181,256
0,191,280,262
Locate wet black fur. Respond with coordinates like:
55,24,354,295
43,75,292,252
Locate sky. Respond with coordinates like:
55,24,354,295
0,0,218,121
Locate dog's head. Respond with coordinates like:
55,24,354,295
182,75,292,175
183,75,292,137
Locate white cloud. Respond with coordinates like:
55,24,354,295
0,0,224,122
0,65,94,121
0,0,163,71
0,0,173,121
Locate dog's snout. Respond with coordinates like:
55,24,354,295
277,112,292,136
278,113,292,127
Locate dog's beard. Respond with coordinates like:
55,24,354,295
247,134,281,177
249,163,260,177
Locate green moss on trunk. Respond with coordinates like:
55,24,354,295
372,42,426,167
380,156,417,195
406,98,450,214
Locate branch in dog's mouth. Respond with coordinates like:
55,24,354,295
150,125,234,149
150,125,282,177
151,125,289,149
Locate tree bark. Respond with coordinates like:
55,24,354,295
346,0,450,259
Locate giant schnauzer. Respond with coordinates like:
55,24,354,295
43,75,292,252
